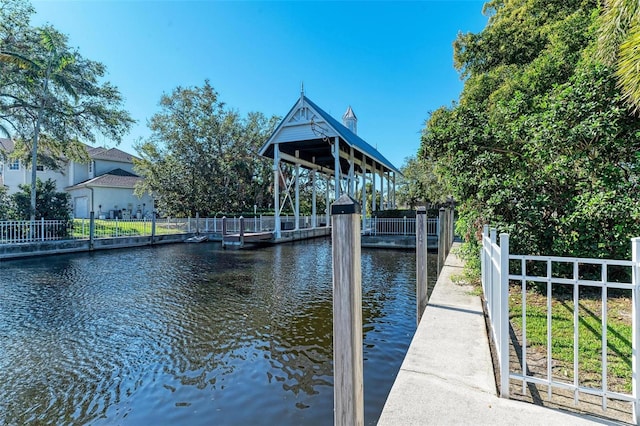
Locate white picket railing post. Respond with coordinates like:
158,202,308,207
499,232,510,398
632,237,640,423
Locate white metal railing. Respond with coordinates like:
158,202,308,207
363,217,439,236
481,225,640,423
216,215,325,234
92,218,154,238
0,219,74,243
0,215,333,244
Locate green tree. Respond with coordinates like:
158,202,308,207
396,155,449,209
0,0,133,220
422,0,640,267
10,178,71,220
0,185,10,219
134,81,279,216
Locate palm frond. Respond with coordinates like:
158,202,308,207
596,0,639,65
0,123,10,138
52,73,79,102
39,27,57,54
0,51,42,72
615,25,640,112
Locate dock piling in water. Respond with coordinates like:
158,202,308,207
331,195,364,426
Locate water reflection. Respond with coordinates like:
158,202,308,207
0,239,436,425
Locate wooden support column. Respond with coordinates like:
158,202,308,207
311,169,317,228
295,160,300,231
392,172,396,208
273,144,281,238
379,170,383,211
334,137,341,201
416,207,428,324
325,173,331,227
331,195,364,426
371,162,376,215
348,147,355,196
361,153,367,233
386,171,391,210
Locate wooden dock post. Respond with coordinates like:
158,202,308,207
416,206,428,324
331,194,364,426
438,207,446,274
89,211,95,250
221,216,227,248
151,211,156,244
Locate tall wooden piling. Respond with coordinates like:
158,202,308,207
416,207,428,324
221,216,227,248
331,195,364,426
438,207,445,274
89,211,95,250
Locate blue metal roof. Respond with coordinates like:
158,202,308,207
302,96,400,174
259,95,401,176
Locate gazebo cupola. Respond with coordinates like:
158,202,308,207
342,106,357,135
259,90,400,238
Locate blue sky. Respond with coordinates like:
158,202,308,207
31,0,488,168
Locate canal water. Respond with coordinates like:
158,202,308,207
0,239,436,425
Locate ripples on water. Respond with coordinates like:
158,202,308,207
0,239,436,425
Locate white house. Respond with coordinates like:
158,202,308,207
0,138,154,219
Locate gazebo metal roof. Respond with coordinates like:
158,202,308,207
259,95,401,176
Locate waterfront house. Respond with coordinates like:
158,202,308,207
0,138,154,219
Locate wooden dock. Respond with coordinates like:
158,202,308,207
222,231,274,247
221,226,332,248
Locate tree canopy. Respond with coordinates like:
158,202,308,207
421,0,640,261
134,81,280,217
0,0,134,219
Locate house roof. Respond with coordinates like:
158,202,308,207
86,146,136,163
0,138,14,153
66,168,143,190
0,138,137,163
259,95,400,175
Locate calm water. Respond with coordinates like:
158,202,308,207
0,239,436,425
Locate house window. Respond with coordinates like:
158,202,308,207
9,159,19,170
36,164,44,171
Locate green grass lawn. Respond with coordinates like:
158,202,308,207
71,219,186,238
509,283,632,393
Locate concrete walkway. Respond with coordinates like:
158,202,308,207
377,243,607,425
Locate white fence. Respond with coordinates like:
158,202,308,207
0,219,73,243
0,214,441,245
364,217,439,236
0,215,330,244
481,225,640,423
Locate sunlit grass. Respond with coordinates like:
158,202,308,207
510,285,632,393
71,219,185,238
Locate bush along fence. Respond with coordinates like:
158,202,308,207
481,224,640,423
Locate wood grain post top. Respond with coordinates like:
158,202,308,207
331,195,361,215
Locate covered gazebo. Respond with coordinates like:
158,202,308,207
259,90,401,238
